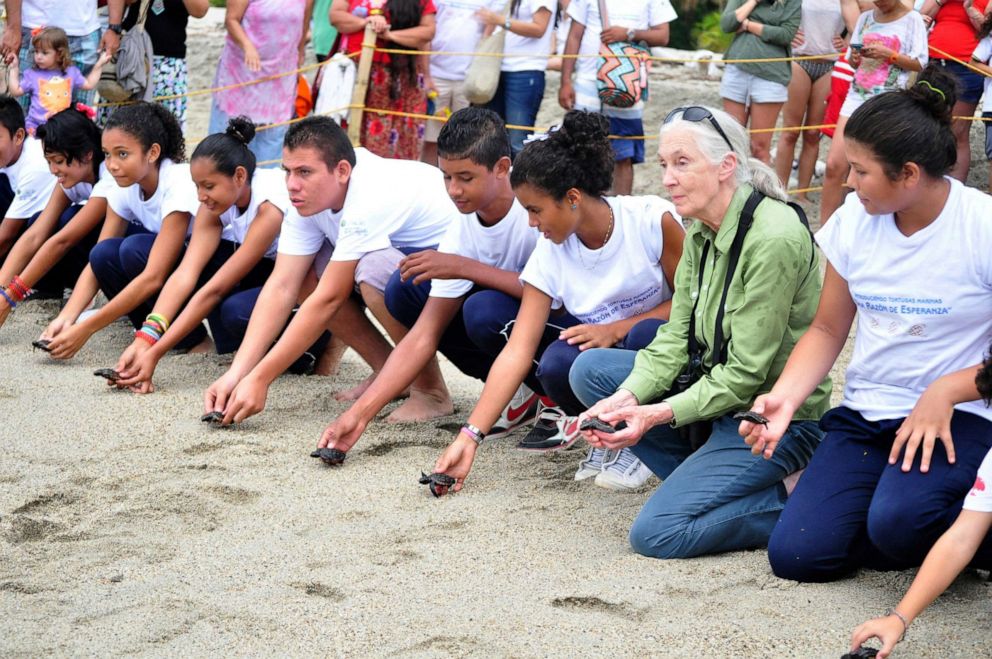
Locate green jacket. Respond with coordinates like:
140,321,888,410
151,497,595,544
620,184,831,426
720,0,802,87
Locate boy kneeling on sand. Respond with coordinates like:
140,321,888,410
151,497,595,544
317,107,540,459
205,116,460,425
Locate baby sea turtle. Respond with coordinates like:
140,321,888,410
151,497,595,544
93,368,121,382
200,411,225,426
579,418,627,434
841,647,878,659
419,471,456,497
733,410,770,426
31,338,51,352
310,447,346,466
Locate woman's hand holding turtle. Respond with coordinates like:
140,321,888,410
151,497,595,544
739,393,796,459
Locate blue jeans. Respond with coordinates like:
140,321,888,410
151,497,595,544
485,70,546,157
209,100,287,168
769,405,992,582
569,348,822,559
19,27,100,106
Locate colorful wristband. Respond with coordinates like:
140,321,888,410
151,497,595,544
135,329,158,345
0,287,16,308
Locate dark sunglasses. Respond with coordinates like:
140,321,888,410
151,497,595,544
663,106,735,153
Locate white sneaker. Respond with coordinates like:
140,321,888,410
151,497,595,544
488,383,541,440
574,447,613,481
594,448,654,491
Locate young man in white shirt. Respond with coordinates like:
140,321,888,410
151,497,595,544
0,96,57,261
205,116,461,426
558,0,677,194
318,107,541,458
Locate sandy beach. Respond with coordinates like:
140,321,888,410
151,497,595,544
1,8,991,657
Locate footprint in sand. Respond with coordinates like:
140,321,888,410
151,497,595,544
293,581,345,601
550,595,646,621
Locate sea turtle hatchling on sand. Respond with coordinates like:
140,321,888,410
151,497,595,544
419,471,456,497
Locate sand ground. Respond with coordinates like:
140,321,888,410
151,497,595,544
1,8,991,657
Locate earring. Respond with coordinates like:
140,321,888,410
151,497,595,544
570,203,577,210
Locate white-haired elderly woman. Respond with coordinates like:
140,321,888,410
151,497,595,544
569,106,830,559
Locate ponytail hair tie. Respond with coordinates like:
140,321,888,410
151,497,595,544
30,26,45,38
916,80,946,102
75,102,96,120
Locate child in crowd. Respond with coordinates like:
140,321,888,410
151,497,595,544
819,0,926,223
970,12,992,194
739,66,992,582
0,96,57,261
204,116,460,426
43,102,200,360
319,107,540,456
112,117,291,393
432,110,684,494
848,355,992,658
7,27,111,134
0,107,113,326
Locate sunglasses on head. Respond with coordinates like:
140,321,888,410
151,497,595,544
663,106,735,153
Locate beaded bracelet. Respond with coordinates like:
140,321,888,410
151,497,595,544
10,276,30,300
135,328,158,345
0,287,16,308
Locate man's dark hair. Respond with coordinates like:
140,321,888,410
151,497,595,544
0,95,25,137
284,116,356,169
437,107,510,169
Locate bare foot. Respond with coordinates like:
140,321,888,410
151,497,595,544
314,336,347,376
385,389,454,423
186,336,214,355
783,469,804,497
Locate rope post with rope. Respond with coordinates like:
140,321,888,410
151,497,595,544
348,24,378,147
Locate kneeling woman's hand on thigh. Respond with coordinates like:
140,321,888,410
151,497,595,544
890,380,957,473
739,393,797,459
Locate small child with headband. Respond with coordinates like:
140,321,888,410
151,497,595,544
6,27,112,134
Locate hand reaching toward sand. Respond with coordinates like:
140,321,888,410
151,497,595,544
204,370,242,417
222,373,269,424
432,434,479,495
318,410,368,453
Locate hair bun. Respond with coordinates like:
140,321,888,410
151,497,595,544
226,116,257,146
557,110,609,147
908,64,957,125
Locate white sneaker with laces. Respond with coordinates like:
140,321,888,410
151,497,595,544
594,448,654,490
488,383,540,440
574,447,613,481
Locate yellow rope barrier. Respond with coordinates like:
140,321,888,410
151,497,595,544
372,46,842,65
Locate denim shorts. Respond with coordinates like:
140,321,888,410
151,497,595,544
720,64,789,105
608,116,645,164
934,58,985,105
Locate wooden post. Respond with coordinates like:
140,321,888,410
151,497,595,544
347,24,377,147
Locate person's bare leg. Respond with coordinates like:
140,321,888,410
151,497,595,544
774,63,809,187
612,158,634,195
748,101,784,165
186,335,215,354
948,100,977,182
820,115,850,224
795,72,831,203
723,98,748,127
326,294,400,400
359,282,453,422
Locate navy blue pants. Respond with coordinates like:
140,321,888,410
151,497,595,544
457,289,663,415
90,232,270,353
25,204,101,296
769,405,992,582
220,285,332,363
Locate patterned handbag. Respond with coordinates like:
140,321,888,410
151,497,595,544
595,0,649,108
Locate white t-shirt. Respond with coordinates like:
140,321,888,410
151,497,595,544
568,0,677,81
841,10,928,117
793,0,845,57
816,178,992,423
430,198,538,298
520,195,680,324
277,148,456,260
63,163,115,205
21,0,101,37
217,169,290,260
1,137,56,220
964,449,992,513
972,36,992,113
431,0,498,80
503,0,557,72
105,159,200,234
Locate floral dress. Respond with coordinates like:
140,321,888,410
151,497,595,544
342,0,436,159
